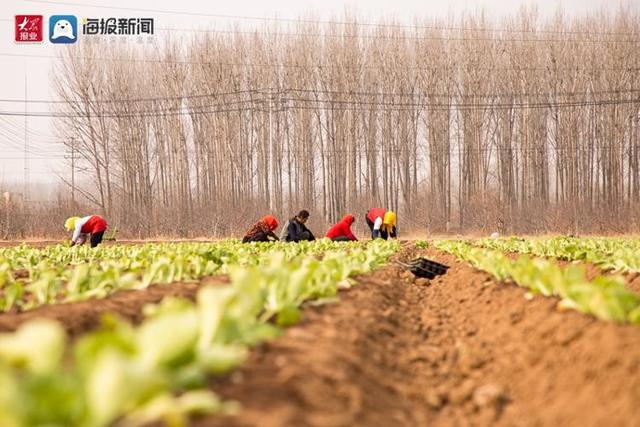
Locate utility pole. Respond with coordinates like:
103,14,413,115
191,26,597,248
2,192,9,239
71,137,76,207
268,88,273,211
24,67,28,201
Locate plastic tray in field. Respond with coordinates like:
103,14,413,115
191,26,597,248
396,257,450,279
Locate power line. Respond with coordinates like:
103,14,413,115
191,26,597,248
0,145,634,159
281,87,640,100
0,156,66,159
0,123,61,157
50,96,267,116
321,144,640,153
0,117,59,142
1,86,640,106
0,95,637,118
0,84,264,104
153,27,640,43
0,131,61,152
281,94,640,108
0,115,59,136
277,98,640,113
23,0,640,38
0,105,256,118
2,51,640,71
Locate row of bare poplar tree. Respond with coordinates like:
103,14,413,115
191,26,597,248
53,7,640,237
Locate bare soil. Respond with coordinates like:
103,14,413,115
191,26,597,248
0,277,226,338
197,244,640,427
626,273,640,294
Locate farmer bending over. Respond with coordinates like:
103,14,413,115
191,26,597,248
325,214,358,242
365,208,397,240
242,215,279,243
281,210,316,242
65,215,108,247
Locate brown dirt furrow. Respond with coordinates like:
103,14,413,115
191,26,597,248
0,276,226,338
626,273,640,294
197,244,640,427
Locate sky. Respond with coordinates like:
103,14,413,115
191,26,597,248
0,0,637,197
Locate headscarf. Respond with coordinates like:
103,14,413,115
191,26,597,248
383,211,396,227
341,214,355,226
65,216,81,231
261,215,279,231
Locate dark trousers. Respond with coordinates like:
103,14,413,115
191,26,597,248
365,214,375,232
365,213,395,240
297,231,314,241
331,236,351,242
365,213,382,239
90,231,105,247
243,231,272,243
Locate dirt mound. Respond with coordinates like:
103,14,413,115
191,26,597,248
0,277,225,337
197,244,640,427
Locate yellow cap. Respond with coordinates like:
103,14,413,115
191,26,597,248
383,211,396,227
65,216,80,231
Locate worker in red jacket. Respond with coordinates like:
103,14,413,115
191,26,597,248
365,208,397,240
325,214,358,241
65,215,108,247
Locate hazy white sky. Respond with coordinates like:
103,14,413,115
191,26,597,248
0,0,637,191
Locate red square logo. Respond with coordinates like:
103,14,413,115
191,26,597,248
15,15,43,43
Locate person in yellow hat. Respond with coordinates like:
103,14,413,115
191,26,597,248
65,215,108,247
365,208,397,240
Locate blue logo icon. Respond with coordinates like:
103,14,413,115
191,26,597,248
49,15,77,43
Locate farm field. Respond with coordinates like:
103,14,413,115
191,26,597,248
0,238,639,426
2,1,639,426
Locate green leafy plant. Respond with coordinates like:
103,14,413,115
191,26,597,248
476,236,640,273
0,239,399,426
435,239,640,325
0,239,391,312
414,240,429,249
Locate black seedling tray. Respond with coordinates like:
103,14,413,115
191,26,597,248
407,257,449,279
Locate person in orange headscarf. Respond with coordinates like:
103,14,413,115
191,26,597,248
325,214,358,241
242,215,279,243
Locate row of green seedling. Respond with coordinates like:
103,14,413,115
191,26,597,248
476,236,640,273
0,240,375,312
435,240,640,324
0,240,400,427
